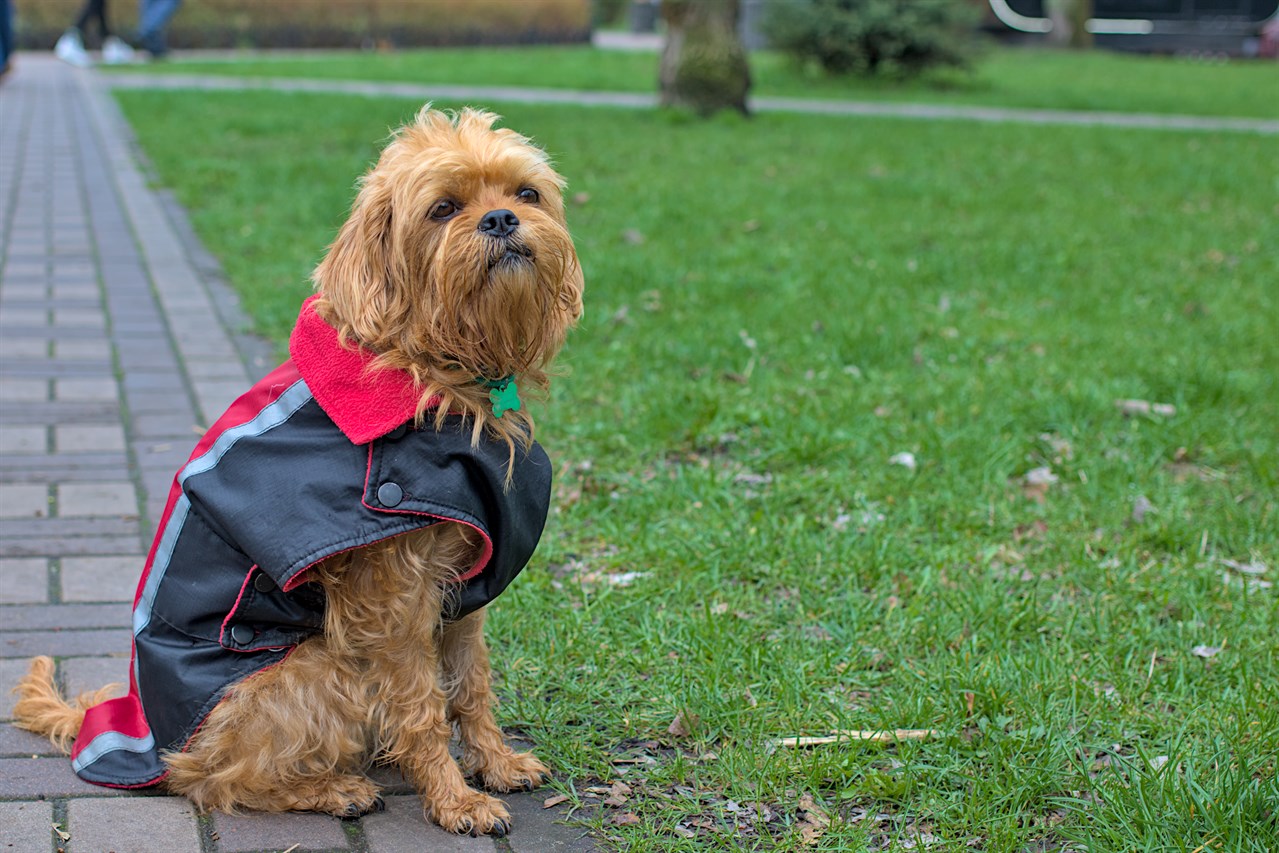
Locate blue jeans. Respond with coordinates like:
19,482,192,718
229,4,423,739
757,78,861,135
138,0,182,52
0,0,13,69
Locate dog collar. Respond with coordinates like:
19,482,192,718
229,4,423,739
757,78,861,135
482,376,520,418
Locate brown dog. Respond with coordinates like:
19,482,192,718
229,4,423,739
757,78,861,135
13,107,583,836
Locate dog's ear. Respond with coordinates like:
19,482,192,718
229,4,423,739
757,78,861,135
311,174,403,349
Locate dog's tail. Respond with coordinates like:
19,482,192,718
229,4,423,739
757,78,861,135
11,656,120,755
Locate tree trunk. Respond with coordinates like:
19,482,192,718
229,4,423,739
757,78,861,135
658,0,750,116
1068,0,1094,49
1047,0,1094,49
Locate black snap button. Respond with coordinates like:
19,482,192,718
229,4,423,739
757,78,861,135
377,482,403,507
230,624,254,645
387,424,408,441
253,573,276,593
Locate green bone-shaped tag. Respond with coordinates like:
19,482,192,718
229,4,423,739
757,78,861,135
488,378,521,418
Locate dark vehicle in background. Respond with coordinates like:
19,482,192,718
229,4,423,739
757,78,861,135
988,0,1279,55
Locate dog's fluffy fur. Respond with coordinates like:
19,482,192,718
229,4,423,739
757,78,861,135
13,106,583,835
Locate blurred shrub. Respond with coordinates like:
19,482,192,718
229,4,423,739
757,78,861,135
762,0,981,77
15,0,590,49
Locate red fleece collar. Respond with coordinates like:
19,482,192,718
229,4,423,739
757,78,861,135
289,296,425,445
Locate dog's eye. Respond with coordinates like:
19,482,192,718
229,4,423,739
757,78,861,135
429,200,460,220
516,187,540,205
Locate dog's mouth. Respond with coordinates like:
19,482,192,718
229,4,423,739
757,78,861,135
487,241,535,271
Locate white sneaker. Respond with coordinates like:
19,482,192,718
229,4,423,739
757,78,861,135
102,36,136,65
54,29,92,68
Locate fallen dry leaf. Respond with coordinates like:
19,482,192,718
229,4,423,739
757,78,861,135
1115,398,1177,418
1191,644,1222,659
668,711,698,738
542,794,569,808
1131,495,1155,523
610,812,642,826
1020,466,1058,502
1039,432,1074,461
1014,520,1048,542
1220,557,1267,576
52,823,70,843
889,451,918,471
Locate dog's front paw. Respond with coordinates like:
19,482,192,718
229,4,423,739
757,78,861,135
472,750,549,793
430,790,511,836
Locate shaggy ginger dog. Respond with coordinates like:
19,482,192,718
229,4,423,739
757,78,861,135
13,106,583,836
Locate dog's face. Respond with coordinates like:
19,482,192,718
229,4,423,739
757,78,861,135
314,108,583,386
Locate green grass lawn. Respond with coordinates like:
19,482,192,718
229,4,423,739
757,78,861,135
113,45,1279,119
114,89,1278,851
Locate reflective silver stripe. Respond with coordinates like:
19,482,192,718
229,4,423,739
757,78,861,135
132,378,314,637
71,730,156,774
133,496,190,636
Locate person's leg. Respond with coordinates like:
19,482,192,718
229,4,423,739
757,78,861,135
56,1,93,68
74,0,108,41
0,0,14,74
137,0,182,55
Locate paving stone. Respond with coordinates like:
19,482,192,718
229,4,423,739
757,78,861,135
0,378,47,402
0,461,133,486
61,655,131,699
57,482,139,518
54,339,111,360
192,379,249,422
503,792,597,852
0,756,135,799
123,371,187,394
0,517,139,540
0,558,49,604
61,555,144,602
0,425,47,453
0,801,55,853
184,359,248,381
1,628,131,659
0,311,48,330
67,797,202,853
212,809,350,852
54,424,127,453
361,795,496,852
55,376,120,402
0,724,61,757
0,603,132,631
0,484,49,519
52,309,105,329
0,337,47,359
6,360,112,379
126,390,194,415
0,400,119,425
131,412,205,439
1,535,143,559
0,657,32,719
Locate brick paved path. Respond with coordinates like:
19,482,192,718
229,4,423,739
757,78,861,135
0,56,594,853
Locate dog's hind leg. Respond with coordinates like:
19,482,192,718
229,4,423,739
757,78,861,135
164,640,380,816
442,608,548,793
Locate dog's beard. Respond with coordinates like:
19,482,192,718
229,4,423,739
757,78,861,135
423,225,576,379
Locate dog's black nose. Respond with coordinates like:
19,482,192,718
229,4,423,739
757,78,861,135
479,209,519,238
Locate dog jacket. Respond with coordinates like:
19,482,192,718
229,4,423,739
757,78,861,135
69,297,553,788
